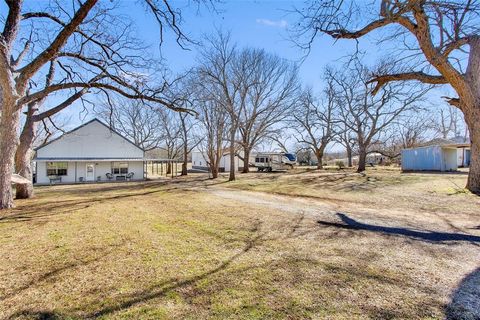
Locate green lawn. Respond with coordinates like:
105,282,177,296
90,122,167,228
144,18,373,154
1,169,479,319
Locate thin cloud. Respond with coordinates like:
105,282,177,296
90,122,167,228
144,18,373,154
256,18,288,28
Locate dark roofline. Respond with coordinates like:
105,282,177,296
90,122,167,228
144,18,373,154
35,118,145,153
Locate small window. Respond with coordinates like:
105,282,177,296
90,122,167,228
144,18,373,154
255,157,260,162
112,162,128,174
47,162,68,176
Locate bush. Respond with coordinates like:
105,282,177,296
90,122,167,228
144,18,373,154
335,161,345,169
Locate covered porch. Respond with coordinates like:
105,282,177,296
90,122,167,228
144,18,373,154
34,158,184,185
34,158,145,185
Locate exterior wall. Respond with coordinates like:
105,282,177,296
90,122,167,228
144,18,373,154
191,150,244,172
36,161,77,184
35,161,144,185
36,120,144,159
457,148,471,167
442,148,458,171
192,151,209,169
402,146,442,171
401,146,458,171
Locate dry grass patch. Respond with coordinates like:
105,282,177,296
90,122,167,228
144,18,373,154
0,173,479,319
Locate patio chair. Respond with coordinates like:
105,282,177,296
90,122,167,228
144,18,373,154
126,172,134,181
106,172,113,180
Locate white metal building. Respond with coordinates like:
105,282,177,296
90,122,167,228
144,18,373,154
34,119,145,184
192,150,252,172
401,145,459,172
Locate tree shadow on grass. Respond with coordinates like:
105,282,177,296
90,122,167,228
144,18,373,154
2,179,215,224
1,241,127,302
317,213,480,244
7,221,267,319
446,267,480,320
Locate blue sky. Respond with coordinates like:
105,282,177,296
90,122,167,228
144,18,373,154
13,0,371,129
123,0,368,93
2,1,459,151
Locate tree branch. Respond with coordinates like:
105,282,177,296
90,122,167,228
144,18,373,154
368,72,448,95
16,0,99,91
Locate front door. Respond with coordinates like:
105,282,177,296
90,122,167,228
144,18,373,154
86,163,95,182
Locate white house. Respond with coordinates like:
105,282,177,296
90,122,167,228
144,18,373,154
192,150,257,172
34,119,145,184
192,150,243,172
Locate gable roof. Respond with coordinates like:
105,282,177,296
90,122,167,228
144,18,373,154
35,118,144,152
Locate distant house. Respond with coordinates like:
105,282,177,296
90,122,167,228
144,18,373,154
191,150,256,172
401,138,470,172
326,152,386,167
34,119,146,184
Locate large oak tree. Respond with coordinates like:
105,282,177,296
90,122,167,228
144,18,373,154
296,0,480,192
0,0,201,208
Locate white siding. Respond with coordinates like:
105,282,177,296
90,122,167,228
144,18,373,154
402,146,458,171
457,148,471,167
36,120,143,159
36,161,144,185
191,150,244,172
36,161,77,184
192,151,208,168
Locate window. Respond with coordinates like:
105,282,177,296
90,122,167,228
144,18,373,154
112,162,128,174
47,162,68,176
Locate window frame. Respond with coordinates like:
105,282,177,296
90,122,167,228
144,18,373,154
46,162,68,176
111,162,129,175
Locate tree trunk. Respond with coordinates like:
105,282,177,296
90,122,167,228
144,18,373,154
316,150,324,169
242,147,250,173
211,166,219,179
228,128,236,181
0,105,21,209
465,109,480,194
346,146,353,167
357,147,367,173
15,116,36,199
181,144,188,176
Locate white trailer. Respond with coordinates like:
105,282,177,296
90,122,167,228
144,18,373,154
254,152,296,172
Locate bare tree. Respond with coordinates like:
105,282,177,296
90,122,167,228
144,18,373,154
98,98,163,151
157,108,183,174
197,33,243,181
370,113,430,161
164,75,202,176
237,49,299,173
178,112,201,176
429,104,468,139
336,124,357,168
14,92,80,199
295,0,480,192
0,0,202,208
292,84,337,169
329,62,426,172
196,96,229,179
